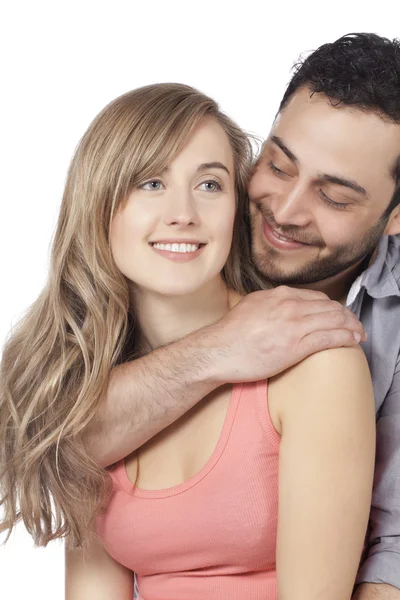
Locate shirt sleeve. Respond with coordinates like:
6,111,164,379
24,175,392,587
356,356,400,588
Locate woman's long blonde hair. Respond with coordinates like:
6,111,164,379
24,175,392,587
0,83,256,548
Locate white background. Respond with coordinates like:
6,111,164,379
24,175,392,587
0,1,398,598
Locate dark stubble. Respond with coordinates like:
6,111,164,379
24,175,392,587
250,201,388,286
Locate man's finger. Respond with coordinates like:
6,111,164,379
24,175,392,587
298,309,366,340
298,328,361,359
273,286,328,301
295,300,351,317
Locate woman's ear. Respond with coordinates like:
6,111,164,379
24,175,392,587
385,204,400,235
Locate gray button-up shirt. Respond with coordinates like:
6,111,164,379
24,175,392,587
347,235,400,588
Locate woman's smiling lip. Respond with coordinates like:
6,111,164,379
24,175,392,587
149,238,206,245
149,239,206,262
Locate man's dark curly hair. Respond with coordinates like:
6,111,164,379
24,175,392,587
279,33,400,214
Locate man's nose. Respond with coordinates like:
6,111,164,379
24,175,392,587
272,183,312,228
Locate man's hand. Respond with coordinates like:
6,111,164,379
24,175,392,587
353,583,400,600
205,286,366,383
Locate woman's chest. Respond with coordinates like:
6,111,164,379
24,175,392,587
125,384,233,490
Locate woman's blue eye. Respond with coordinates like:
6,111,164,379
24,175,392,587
138,179,222,192
140,180,163,190
199,180,222,192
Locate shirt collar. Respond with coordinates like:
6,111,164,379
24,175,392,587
346,235,400,306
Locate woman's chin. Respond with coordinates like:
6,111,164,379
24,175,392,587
131,272,226,300
151,284,205,298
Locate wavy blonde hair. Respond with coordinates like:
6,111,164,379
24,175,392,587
0,83,255,548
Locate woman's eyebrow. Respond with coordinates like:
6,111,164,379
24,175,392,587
161,162,231,176
196,162,231,176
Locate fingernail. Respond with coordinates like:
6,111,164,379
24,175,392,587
353,332,361,342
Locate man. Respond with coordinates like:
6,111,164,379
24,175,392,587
83,33,400,598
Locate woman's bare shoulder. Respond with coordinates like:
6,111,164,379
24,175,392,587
268,346,372,433
274,345,369,388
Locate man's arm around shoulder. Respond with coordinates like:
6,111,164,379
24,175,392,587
83,288,365,467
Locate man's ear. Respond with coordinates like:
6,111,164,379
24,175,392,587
385,204,400,235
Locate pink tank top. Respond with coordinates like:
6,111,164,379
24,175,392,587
97,380,280,599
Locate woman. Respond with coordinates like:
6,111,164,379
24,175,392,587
0,84,375,599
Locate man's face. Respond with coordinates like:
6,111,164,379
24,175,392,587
248,87,400,286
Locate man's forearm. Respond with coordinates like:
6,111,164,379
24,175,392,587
82,326,221,467
353,584,400,600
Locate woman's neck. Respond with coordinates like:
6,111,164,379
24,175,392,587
132,276,234,350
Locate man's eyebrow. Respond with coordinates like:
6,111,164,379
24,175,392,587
270,135,368,198
270,136,298,164
319,174,368,198
196,162,231,175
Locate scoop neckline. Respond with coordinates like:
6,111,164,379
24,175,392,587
115,383,243,498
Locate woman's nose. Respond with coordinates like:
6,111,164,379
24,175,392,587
163,189,198,227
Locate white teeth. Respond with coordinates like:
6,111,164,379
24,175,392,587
152,242,200,253
273,229,294,242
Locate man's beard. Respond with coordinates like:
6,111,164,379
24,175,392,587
251,201,388,286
